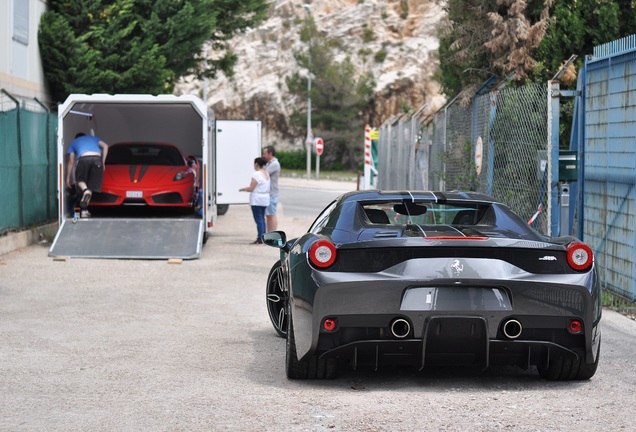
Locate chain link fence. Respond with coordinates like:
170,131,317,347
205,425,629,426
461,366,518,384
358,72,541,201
0,90,58,235
377,83,549,234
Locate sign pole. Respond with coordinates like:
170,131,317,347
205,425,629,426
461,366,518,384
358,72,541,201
316,154,320,179
363,125,379,190
364,125,371,190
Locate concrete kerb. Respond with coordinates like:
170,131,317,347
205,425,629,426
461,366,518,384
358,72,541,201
278,175,358,192
0,222,58,256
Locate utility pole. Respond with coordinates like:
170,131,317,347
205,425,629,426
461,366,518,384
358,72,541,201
304,3,312,180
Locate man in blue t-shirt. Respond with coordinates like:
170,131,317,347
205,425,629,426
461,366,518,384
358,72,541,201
66,133,109,218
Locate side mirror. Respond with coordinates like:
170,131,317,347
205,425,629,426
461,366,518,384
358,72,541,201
187,155,198,168
263,231,287,249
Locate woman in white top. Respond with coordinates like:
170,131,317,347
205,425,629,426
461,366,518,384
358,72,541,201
239,157,271,244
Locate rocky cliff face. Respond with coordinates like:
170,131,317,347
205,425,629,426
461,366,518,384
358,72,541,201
176,0,446,149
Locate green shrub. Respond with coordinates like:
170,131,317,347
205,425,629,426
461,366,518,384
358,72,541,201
276,149,351,172
374,49,387,63
276,149,315,170
362,28,376,43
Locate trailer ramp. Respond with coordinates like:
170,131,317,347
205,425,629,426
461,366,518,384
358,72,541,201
49,218,203,259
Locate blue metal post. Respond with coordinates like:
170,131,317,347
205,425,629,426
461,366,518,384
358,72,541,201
549,81,560,236
472,76,497,178
486,91,497,196
576,64,587,240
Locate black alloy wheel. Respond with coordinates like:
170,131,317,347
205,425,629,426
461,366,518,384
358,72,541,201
266,261,287,337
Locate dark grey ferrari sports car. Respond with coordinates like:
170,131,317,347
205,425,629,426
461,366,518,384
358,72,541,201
263,190,601,380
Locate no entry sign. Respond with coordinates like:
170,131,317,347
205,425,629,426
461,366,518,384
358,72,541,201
314,137,324,155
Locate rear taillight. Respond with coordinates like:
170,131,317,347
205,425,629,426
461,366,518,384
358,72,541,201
308,239,336,268
323,318,338,332
566,242,593,271
569,319,583,334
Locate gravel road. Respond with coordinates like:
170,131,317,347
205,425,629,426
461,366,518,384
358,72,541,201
1,190,635,432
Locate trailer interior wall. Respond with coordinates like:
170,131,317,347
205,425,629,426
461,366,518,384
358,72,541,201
61,102,203,152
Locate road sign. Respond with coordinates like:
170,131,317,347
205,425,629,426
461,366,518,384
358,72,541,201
475,136,483,176
315,137,324,155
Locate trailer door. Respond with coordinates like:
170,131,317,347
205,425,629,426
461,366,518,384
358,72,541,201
215,120,262,205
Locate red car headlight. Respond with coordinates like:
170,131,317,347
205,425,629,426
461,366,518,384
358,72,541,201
172,170,192,182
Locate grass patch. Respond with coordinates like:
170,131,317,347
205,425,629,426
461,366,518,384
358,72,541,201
602,290,636,320
281,169,359,181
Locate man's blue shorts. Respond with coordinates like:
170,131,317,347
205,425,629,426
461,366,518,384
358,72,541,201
266,194,279,216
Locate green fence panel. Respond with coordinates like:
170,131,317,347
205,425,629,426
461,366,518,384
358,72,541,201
0,109,21,233
48,112,58,219
20,109,51,226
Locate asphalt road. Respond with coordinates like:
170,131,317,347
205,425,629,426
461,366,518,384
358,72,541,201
1,184,635,431
278,176,355,218
279,186,341,218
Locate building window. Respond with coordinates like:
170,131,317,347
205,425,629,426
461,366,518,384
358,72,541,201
13,0,29,46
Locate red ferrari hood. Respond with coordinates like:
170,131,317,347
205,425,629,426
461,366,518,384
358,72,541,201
104,165,187,185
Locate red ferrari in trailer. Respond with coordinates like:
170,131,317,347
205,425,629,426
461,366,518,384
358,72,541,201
90,142,200,208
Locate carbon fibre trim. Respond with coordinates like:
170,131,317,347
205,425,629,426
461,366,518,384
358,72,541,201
329,247,573,274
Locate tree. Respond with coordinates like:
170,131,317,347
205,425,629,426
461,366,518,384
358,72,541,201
439,0,636,98
438,0,552,98
532,0,636,83
525,0,636,148
38,0,268,103
286,17,375,170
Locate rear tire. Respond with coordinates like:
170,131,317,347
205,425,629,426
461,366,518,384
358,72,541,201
217,204,229,216
285,315,308,379
285,307,337,380
266,261,287,337
539,340,601,381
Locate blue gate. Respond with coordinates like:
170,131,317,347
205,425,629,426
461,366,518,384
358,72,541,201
582,35,636,301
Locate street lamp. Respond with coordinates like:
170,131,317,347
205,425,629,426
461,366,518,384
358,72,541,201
304,3,312,180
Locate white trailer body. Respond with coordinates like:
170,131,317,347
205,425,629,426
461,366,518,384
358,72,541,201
48,94,259,259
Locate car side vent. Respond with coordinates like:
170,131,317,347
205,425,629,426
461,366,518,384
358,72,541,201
374,231,399,238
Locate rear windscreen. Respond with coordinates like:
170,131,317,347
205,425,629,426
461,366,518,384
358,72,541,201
362,202,492,226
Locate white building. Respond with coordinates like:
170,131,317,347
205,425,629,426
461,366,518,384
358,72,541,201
0,0,50,105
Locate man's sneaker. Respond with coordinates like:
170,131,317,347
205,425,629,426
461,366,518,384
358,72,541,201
80,210,91,218
80,189,92,208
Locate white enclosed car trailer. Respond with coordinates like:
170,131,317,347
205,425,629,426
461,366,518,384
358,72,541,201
49,94,261,259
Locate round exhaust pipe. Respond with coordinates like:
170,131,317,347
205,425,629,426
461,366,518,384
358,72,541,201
390,318,411,339
502,319,523,339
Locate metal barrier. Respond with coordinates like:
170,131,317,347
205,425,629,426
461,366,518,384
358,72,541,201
378,82,549,234
581,35,636,302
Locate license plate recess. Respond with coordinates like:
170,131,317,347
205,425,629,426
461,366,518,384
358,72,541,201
401,287,511,311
